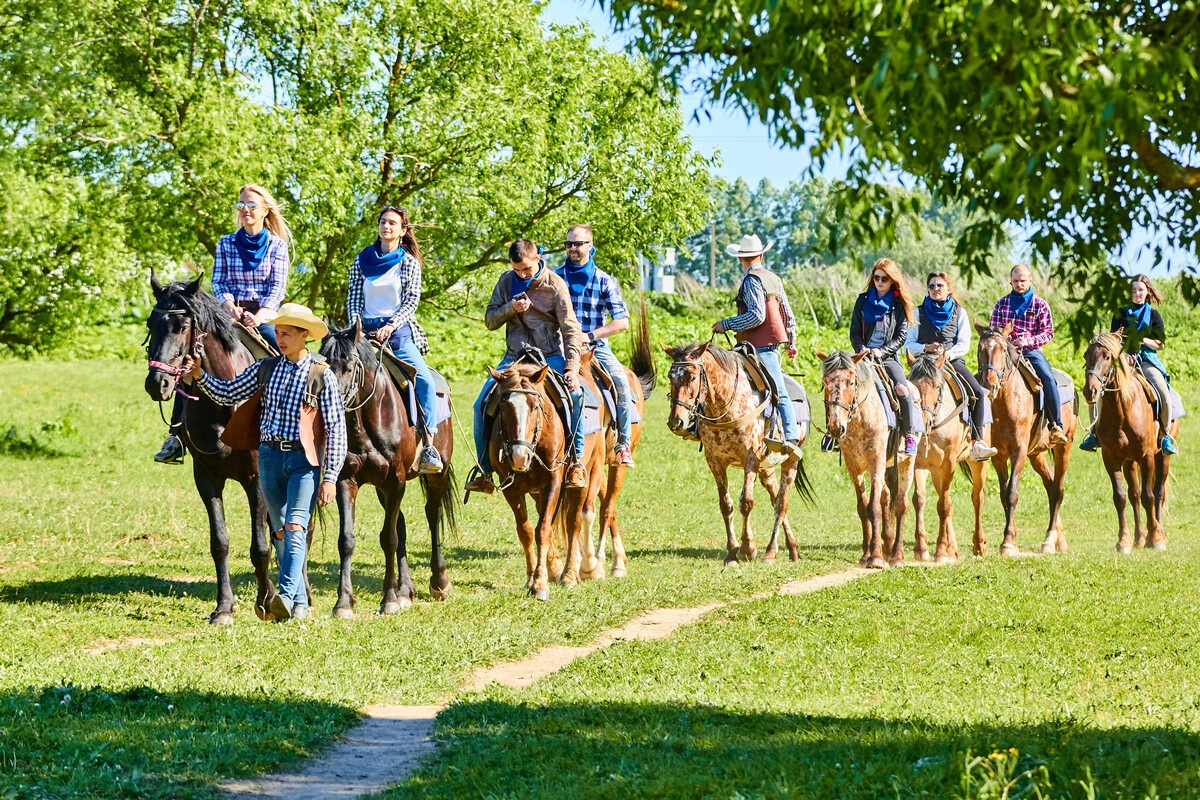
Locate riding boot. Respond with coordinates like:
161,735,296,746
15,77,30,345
154,395,186,464
898,393,919,456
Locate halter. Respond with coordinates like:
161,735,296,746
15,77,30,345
340,344,382,413
146,306,206,401
1085,340,1121,398
495,383,557,474
979,331,1016,389
822,367,866,438
668,356,745,426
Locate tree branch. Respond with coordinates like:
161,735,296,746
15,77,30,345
1133,135,1200,191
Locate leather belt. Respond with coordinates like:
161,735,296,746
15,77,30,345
261,439,303,452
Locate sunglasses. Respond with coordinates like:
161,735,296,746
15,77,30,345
565,240,592,248
872,274,890,282
928,282,947,289
235,201,259,210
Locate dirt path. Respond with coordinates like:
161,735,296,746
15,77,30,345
221,566,870,799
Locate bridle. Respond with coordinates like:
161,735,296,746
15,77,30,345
822,367,866,437
339,343,382,413
496,383,556,472
146,305,206,401
1085,341,1121,398
668,356,745,426
979,332,1015,390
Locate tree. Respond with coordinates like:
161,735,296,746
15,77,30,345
603,0,1200,338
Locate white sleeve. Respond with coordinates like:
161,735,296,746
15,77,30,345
904,308,924,356
947,306,971,360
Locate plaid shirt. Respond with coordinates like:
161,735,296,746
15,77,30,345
210,232,289,311
990,293,1054,353
720,272,796,347
553,265,629,334
197,352,347,483
345,251,429,354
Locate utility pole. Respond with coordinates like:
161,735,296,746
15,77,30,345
708,220,717,287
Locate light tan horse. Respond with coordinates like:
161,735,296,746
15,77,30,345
908,352,986,563
974,323,1078,555
664,342,814,565
1082,331,1175,552
816,350,914,568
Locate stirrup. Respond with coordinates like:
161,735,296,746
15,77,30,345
154,434,184,465
417,446,443,475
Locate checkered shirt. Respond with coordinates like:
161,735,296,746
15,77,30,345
345,251,429,354
210,232,289,311
197,352,347,483
553,265,628,334
989,293,1054,353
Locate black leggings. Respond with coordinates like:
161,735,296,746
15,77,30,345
949,358,987,439
878,357,921,436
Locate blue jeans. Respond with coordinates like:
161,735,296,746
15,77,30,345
473,354,584,473
258,446,319,609
1024,349,1063,427
756,346,800,441
591,341,632,447
362,319,437,437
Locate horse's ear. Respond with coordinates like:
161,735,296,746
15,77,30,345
533,365,550,384
1114,326,1125,340
935,352,947,369
973,321,987,334
150,268,165,298
696,341,710,358
813,348,829,362
851,350,869,363
487,366,506,381
185,273,204,297
659,342,673,355
352,317,363,342
1001,322,1013,339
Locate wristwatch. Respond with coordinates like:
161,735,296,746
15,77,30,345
588,331,596,343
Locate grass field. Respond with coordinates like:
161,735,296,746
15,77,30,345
1,351,1198,799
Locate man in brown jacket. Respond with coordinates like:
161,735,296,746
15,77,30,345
465,239,588,495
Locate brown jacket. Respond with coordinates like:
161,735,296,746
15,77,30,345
485,263,584,373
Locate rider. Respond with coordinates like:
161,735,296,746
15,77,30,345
904,271,998,461
464,239,588,496
155,184,292,465
1079,273,1177,455
849,258,923,457
990,264,1068,445
711,234,802,459
180,303,346,622
346,206,443,474
554,223,636,468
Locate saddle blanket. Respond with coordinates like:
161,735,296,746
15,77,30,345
762,374,811,439
582,384,644,437
1035,368,1075,411
1171,387,1186,420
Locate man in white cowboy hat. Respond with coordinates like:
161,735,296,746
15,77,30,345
711,234,801,458
181,302,347,622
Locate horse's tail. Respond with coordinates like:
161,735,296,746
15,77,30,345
792,456,817,507
421,462,460,544
630,291,656,398
958,459,973,483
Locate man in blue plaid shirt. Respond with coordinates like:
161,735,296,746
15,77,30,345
555,224,636,467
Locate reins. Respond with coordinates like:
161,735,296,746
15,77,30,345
669,353,762,429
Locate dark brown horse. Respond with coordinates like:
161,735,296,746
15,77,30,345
320,323,457,616
975,323,1077,555
144,273,275,624
1082,331,1174,552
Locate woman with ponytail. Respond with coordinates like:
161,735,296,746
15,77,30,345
155,184,293,464
346,206,443,474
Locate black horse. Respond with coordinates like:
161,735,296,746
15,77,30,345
144,272,277,623
320,322,457,616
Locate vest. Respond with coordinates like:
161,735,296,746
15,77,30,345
916,304,960,351
735,268,788,348
219,355,329,468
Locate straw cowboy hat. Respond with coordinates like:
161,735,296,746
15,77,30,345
725,234,774,258
271,303,328,339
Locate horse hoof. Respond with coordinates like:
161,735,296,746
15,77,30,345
1041,543,1055,555
1153,542,1167,551
889,559,905,568
210,612,234,626
610,566,627,578
914,551,931,563
867,557,888,570
430,584,451,601
255,604,269,621
1000,545,1019,557
331,606,355,620
530,589,550,601
1116,546,1132,555
380,598,411,614
935,555,957,565
740,548,757,562
723,559,741,570
761,554,777,565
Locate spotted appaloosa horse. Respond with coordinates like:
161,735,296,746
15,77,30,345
816,349,915,568
975,323,1077,556
665,341,814,565
1082,331,1174,553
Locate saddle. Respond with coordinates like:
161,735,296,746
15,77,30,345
372,344,452,431
1015,358,1075,411
234,321,278,361
482,346,583,449
730,342,811,448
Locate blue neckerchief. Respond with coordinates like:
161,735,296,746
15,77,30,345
357,240,407,279
1009,288,1034,317
510,261,544,297
234,227,270,272
1124,303,1152,331
862,287,894,325
922,296,956,329
555,247,597,297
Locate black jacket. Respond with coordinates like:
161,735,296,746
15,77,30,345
850,291,910,361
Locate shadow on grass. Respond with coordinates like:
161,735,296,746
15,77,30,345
0,684,358,800
0,573,218,606
392,700,1200,799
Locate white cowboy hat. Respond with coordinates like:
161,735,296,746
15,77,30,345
271,302,328,339
725,234,774,258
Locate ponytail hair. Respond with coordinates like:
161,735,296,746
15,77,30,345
235,184,294,262
378,206,423,267
1131,273,1163,305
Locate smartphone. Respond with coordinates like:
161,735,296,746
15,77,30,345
512,292,528,302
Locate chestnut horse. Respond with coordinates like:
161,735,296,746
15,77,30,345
1082,331,1174,552
908,353,987,563
144,273,275,624
665,342,814,565
816,350,913,568
974,323,1078,555
320,323,457,616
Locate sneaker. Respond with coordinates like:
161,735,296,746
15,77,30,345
903,434,918,456
417,446,443,475
565,461,588,488
463,470,495,496
785,439,804,460
820,435,838,454
290,604,310,621
1079,432,1099,452
614,445,635,468
971,440,998,461
154,434,184,465
1048,425,1068,445
269,594,293,623
1162,435,1178,455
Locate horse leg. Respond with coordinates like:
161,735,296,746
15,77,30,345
1153,451,1170,549
888,462,914,567
1137,457,1164,551
242,475,275,621
558,488,584,588
394,484,417,605
332,480,360,619
931,465,957,564
577,467,604,581
503,488,537,589
912,468,930,562
1052,441,1071,551
758,466,787,563
597,466,629,577
530,478,562,600
851,474,870,566
738,465,758,563
423,474,452,601
1123,461,1145,549
1028,451,1061,554
995,452,1023,556
970,459,987,556
706,456,738,565
1104,453,1132,553
866,468,887,570
377,483,410,613
195,468,235,625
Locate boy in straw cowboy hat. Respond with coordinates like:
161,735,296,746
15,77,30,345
181,303,347,622
711,233,802,459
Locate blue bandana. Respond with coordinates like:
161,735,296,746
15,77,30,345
358,240,407,279
234,227,270,272
510,261,544,297
1009,288,1034,317
922,296,956,329
862,287,894,325
557,247,596,297
1124,303,1152,331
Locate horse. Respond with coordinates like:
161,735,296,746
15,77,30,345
664,341,814,566
319,322,457,616
1082,331,1174,552
815,350,913,568
143,272,276,624
974,323,1078,555
908,352,987,563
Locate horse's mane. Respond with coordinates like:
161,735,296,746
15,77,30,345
1091,330,1131,390
909,353,944,383
498,361,549,386
822,350,873,384
153,282,240,352
674,341,738,373
322,325,379,372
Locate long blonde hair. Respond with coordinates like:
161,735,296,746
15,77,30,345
233,184,294,261
865,258,915,323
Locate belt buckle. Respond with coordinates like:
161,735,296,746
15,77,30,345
279,440,297,452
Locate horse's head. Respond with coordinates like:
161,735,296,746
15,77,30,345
1083,330,1126,404
974,322,1014,400
817,349,869,439
145,271,206,401
320,319,375,409
909,352,947,431
663,341,710,434
491,363,552,473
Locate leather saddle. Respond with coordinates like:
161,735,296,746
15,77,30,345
234,321,278,361
483,346,577,442
730,342,808,447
